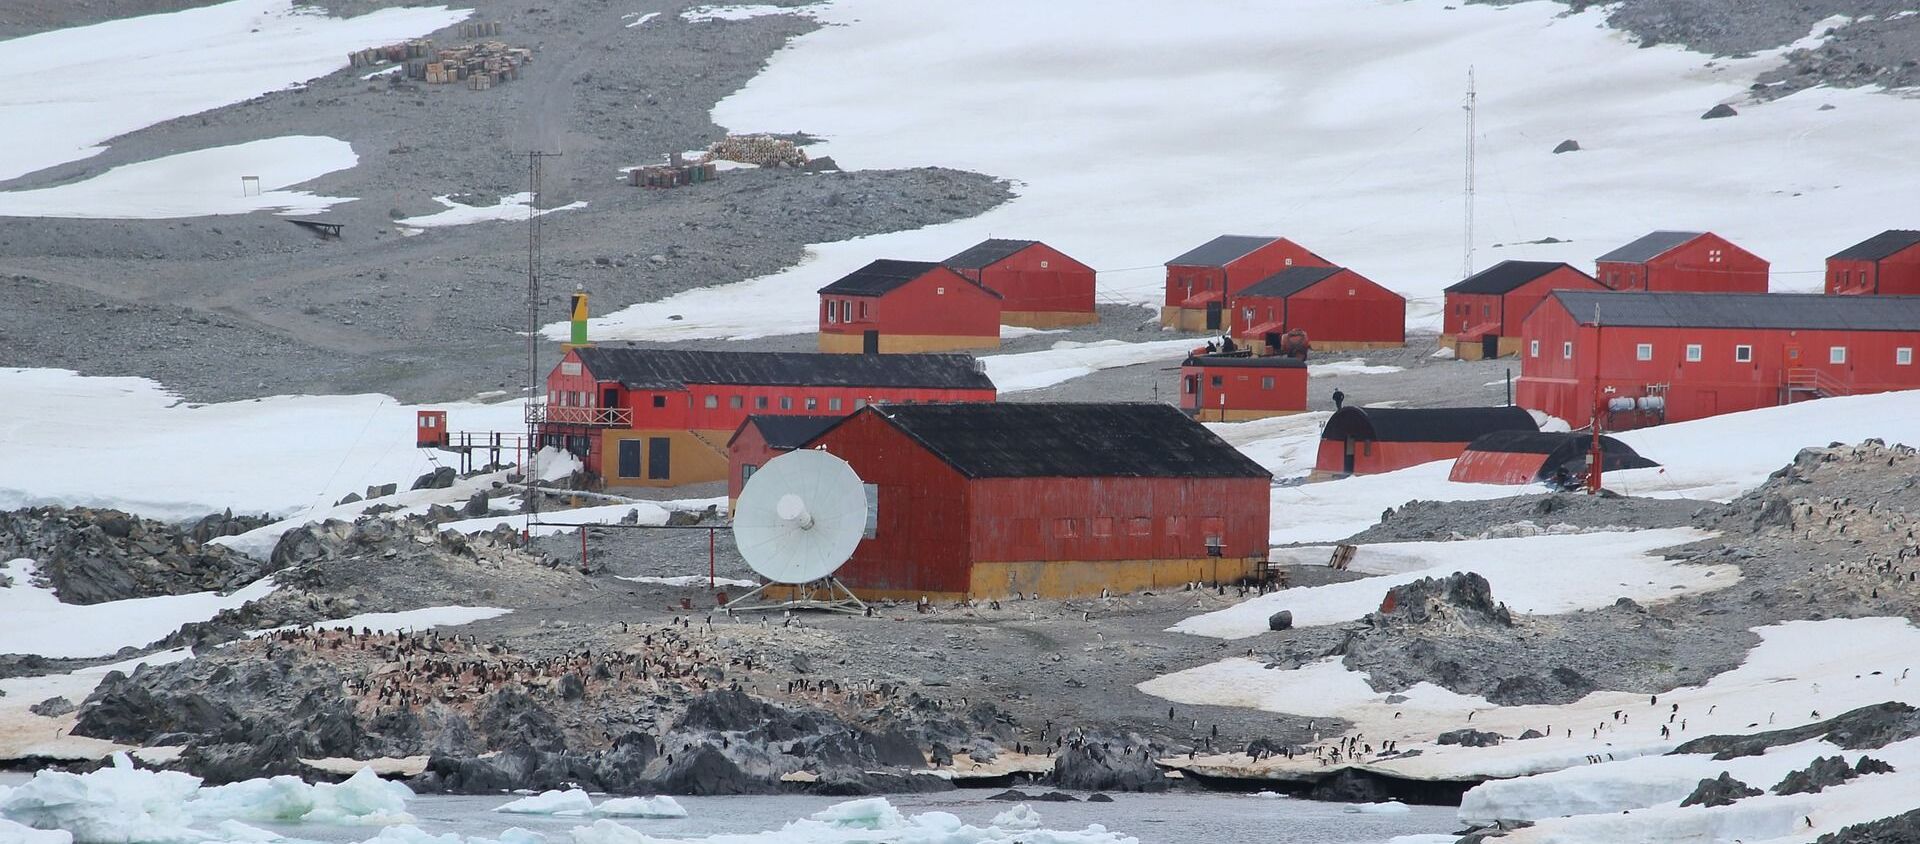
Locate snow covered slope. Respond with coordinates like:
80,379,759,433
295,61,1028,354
0,559,276,659
0,137,359,219
571,0,1920,342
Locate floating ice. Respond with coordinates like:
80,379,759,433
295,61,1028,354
593,796,687,818
989,803,1041,829
493,790,593,815
1344,801,1411,814
808,798,905,829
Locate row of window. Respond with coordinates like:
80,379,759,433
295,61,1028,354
1184,374,1280,393
1832,269,1873,289
700,394,866,412
1035,515,1223,542
1532,340,1914,366
822,298,871,324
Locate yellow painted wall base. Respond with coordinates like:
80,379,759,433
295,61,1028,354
968,557,1259,600
1448,335,1523,361
1003,310,1098,329
599,428,732,488
1159,306,1219,333
817,331,1000,354
1185,408,1308,422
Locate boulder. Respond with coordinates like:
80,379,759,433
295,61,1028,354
412,467,457,490
1376,572,1512,627
335,493,364,507
1679,771,1759,807
1815,807,1920,843
1049,734,1168,792
1702,103,1738,119
1267,610,1294,631
1774,755,1862,795
463,491,490,518
1436,728,1503,748
1552,139,1580,153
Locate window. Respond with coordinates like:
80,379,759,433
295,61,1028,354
704,395,718,409
854,398,868,409
1040,260,1050,269
1685,344,1702,362
561,361,581,376
1530,340,1540,358
729,395,743,409
1211,376,1223,387
825,300,836,324
1053,518,1078,538
617,440,641,478
1128,517,1152,536
1831,346,1848,364
1242,308,1254,325
841,301,851,323
823,301,833,323
1091,517,1114,537
936,286,946,295
863,484,878,538
829,398,843,411
1261,376,1275,390
779,397,793,410
1563,341,1574,360
1635,343,1653,361
1735,345,1753,363
651,395,667,408
740,464,757,484
804,397,819,411
1482,304,1491,318
858,301,869,319
1184,376,1198,395
1899,347,1914,366
755,396,769,409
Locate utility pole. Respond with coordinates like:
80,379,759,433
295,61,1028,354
524,150,561,537
1587,304,1605,495
1463,67,1477,281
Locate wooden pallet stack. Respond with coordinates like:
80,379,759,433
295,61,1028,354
460,21,504,38
628,156,719,188
347,39,434,68
416,40,533,87
706,134,809,168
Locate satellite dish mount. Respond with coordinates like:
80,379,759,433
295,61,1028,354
725,449,871,615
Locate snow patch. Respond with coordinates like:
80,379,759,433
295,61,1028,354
0,136,358,219
0,558,277,659
681,5,823,23
1309,359,1404,377
395,192,587,229
978,339,1197,393
494,789,592,815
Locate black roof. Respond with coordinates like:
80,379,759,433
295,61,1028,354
1182,354,1306,369
817,259,950,296
573,348,996,391
862,403,1272,480
1445,261,1591,295
1548,290,1920,331
1459,431,1659,479
1831,230,1920,262
942,239,1039,270
1167,235,1279,267
1321,405,1537,444
1239,266,1344,299
1595,231,1703,264
730,414,842,449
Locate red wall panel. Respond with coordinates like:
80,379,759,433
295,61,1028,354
954,243,1096,315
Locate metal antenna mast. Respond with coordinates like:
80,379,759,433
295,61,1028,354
1463,66,1477,280
524,150,560,535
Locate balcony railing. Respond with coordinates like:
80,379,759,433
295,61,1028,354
526,404,633,427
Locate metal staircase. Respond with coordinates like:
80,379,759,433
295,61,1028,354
1783,368,1850,402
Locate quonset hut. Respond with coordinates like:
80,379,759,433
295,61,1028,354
1448,430,1658,485
1313,405,1539,478
809,403,1273,600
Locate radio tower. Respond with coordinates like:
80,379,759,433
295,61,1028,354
524,150,560,535
1463,66,1477,280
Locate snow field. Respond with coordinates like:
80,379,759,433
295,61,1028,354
1171,528,1730,639
1203,411,1330,479
0,137,359,219
571,0,1920,344
0,559,277,659
1143,617,1920,784
680,5,823,23
1266,462,1526,545
976,338,1199,394
394,192,589,229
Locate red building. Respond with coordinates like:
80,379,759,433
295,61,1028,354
1161,236,1333,332
1230,266,1406,351
1180,354,1308,421
1516,290,1920,429
943,239,1097,328
1442,261,1605,360
1593,231,1768,293
1827,230,1920,295
725,414,841,507
536,348,995,488
1313,405,1538,477
817,259,1001,354
809,403,1273,601
1448,431,1656,486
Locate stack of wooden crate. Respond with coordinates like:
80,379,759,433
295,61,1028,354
628,155,719,188
706,134,809,168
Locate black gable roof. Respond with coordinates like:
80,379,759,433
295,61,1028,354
817,259,946,296
1548,290,1920,331
943,239,1039,270
1321,405,1537,444
1446,261,1590,295
732,414,842,449
868,403,1271,479
573,348,995,391
1596,231,1702,264
1831,230,1920,262
1239,266,1344,299
1167,235,1278,267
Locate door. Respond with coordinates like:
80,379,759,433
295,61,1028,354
862,330,879,354
647,437,670,480
1205,301,1222,331
601,387,618,407
1343,437,1356,474
1482,335,1500,360
617,440,641,478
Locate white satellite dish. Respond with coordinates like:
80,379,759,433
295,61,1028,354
725,448,870,614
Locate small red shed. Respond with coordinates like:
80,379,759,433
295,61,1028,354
817,259,1002,354
415,410,449,448
943,239,1097,328
1442,261,1605,360
1313,405,1538,478
1230,266,1406,351
1594,231,1768,293
1448,431,1658,486
724,414,841,507
1515,290,1920,429
1180,354,1308,421
1827,230,1920,295
1161,236,1333,332
809,403,1273,601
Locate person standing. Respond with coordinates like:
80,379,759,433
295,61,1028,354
1331,389,1346,410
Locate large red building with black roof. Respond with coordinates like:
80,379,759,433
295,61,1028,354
1228,265,1405,351
1827,230,1920,296
817,259,1001,354
808,403,1272,600
536,348,995,488
942,239,1097,328
1442,261,1604,360
1593,231,1768,293
1161,235,1332,331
